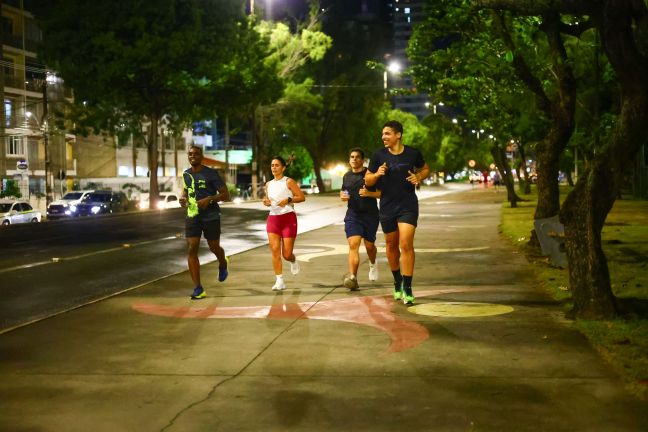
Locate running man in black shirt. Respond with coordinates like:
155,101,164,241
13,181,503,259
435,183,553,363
340,148,381,290
365,120,429,305
179,145,230,300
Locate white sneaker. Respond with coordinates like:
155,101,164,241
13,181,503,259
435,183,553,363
272,279,286,291
368,265,378,281
290,260,301,275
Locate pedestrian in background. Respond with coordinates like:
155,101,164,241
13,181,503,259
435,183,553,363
179,145,230,300
340,148,381,290
365,120,429,305
263,155,306,291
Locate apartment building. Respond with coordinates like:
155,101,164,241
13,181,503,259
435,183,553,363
2,1,190,209
390,0,429,120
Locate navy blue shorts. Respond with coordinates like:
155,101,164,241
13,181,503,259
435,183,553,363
344,210,379,243
186,217,221,240
380,210,418,234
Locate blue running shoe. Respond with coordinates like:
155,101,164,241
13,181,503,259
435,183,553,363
218,257,229,282
191,286,206,300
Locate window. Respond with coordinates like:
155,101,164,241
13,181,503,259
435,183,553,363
6,135,25,156
2,16,13,36
4,98,14,126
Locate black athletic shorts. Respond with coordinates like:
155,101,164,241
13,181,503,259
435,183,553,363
380,210,418,234
344,210,379,242
185,217,221,240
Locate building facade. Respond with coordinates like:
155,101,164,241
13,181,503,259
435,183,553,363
2,1,190,210
389,0,429,120
2,0,77,204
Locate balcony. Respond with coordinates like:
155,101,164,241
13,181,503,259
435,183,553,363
2,33,39,52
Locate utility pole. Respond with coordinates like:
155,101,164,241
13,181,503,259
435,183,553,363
42,81,52,207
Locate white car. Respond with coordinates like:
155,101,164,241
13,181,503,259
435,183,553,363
46,190,97,219
138,192,181,210
300,184,319,195
1,200,42,225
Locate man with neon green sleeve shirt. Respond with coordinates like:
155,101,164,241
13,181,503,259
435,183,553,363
179,145,230,299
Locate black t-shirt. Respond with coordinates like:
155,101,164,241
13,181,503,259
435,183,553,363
368,146,425,215
342,168,379,214
183,166,224,221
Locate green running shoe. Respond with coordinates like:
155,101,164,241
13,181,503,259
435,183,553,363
393,282,403,300
402,287,415,305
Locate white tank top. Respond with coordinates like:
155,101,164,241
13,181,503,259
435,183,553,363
266,177,295,215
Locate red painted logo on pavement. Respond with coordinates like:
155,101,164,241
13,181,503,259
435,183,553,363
132,295,429,353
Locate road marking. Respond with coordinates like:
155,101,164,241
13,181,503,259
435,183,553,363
409,302,514,317
0,236,179,274
295,244,489,262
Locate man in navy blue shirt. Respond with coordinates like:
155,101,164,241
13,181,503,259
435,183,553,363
365,121,429,305
179,145,230,300
340,148,381,290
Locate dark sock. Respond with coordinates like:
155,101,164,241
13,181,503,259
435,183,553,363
392,269,402,290
403,276,414,291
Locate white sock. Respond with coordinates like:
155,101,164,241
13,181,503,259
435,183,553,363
276,274,284,281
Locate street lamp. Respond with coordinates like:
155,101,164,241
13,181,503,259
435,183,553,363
250,0,273,19
383,60,402,98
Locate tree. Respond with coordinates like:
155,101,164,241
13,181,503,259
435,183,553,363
34,0,252,208
409,2,538,206
472,0,648,318
249,11,332,195
294,1,391,191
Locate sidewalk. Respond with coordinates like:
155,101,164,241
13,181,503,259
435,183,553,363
1,186,647,431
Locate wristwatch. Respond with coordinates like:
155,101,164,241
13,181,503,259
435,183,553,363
287,197,293,203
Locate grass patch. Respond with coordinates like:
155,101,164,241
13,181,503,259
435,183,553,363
499,187,648,399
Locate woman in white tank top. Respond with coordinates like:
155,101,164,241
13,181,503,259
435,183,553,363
263,156,306,291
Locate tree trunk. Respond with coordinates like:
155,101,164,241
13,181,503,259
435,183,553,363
533,137,562,219
131,138,137,178
224,114,230,184
312,152,325,193
560,161,617,318
148,115,159,209
560,0,648,319
490,144,519,207
516,142,531,194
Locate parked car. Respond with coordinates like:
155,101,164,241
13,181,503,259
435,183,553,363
46,190,99,219
69,191,128,217
300,184,319,194
1,200,42,225
137,192,181,210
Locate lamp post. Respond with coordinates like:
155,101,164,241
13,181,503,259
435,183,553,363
383,60,401,99
26,108,51,207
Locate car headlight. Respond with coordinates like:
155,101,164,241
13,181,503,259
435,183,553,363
70,205,77,212
91,206,101,214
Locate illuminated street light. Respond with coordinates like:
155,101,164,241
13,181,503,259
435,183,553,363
383,60,402,99
387,61,402,74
